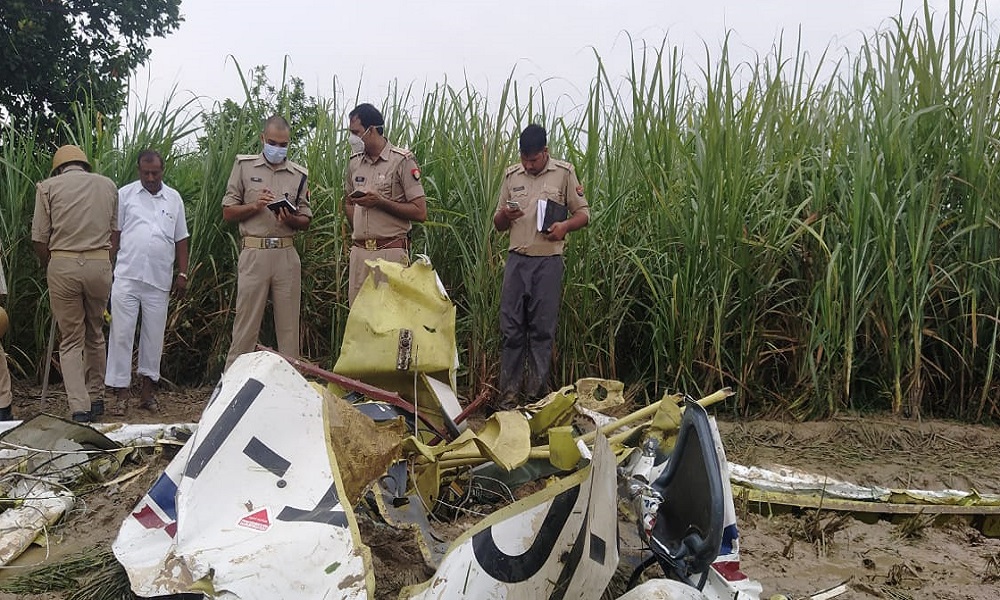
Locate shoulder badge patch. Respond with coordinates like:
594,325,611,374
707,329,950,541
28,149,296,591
576,185,585,197
411,168,421,181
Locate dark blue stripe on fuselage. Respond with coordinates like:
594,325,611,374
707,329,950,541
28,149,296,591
471,485,580,583
184,378,265,479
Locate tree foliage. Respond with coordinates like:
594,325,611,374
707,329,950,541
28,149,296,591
198,64,321,154
0,0,182,140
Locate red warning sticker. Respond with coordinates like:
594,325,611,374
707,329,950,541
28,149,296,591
238,507,272,532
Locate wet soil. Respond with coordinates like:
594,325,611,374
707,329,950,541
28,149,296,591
1,382,998,599
720,418,1000,599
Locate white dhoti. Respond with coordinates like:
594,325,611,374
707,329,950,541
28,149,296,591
105,277,170,388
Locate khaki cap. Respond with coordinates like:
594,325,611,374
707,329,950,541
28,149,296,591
51,145,91,175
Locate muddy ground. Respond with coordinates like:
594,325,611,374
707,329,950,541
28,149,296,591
720,418,1000,599
1,382,998,600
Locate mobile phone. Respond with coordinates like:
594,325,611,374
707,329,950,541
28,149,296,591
506,200,520,210
350,189,366,198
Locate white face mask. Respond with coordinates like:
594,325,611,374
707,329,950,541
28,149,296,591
348,134,365,154
262,143,288,164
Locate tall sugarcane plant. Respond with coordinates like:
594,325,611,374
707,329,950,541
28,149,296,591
1,1,998,420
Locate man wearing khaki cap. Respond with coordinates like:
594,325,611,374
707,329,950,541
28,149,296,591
31,145,118,422
222,116,312,370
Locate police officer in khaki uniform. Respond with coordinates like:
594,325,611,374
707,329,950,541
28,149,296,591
31,145,118,422
223,116,312,370
343,103,427,305
493,124,590,410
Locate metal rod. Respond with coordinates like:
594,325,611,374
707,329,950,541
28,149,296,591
254,344,453,442
40,317,57,409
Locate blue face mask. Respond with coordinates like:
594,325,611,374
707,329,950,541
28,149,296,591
263,143,288,164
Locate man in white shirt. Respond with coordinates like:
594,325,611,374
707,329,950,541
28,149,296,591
106,150,190,416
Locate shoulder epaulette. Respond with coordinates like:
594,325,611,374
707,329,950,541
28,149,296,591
236,154,258,162
349,151,364,159
390,146,414,159
505,163,522,176
287,160,308,176
552,159,574,171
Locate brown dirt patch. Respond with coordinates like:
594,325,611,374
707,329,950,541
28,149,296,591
719,418,1000,599
2,384,999,599
357,512,437,600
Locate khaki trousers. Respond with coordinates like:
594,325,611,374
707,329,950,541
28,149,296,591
47,257,112,414
347,246,409,306
225,246,301,370
0,341,11,410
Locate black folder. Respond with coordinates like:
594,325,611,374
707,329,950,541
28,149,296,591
537,199,568,233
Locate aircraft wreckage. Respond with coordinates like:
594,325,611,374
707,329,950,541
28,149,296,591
10,260,994,598
111,259,762,599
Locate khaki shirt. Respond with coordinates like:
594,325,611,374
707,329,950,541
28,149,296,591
32,165,118,252
497,157,589,256
344,142,425,240
222,154,312,238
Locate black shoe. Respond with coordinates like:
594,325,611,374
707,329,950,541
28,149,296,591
138,396,160,412
497,392,520,412
71,411,91,423
0,406,12,421
91,399,105,416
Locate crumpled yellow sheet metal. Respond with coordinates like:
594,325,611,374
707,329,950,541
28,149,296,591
405,411,531,473
547,426,581,470
650,392,683,433
524,378,632,440
527,385,577,437
402,388,731,533
575,378,626,411
333,259,457,382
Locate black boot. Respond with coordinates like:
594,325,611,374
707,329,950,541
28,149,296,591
496,391,520,412
0,405,13,421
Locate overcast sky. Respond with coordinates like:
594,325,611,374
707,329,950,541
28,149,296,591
132,0,994,116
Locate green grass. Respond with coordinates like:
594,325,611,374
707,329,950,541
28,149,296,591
1,2,999,420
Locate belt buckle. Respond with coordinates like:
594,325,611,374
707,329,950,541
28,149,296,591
365,239,377,251
264,238,280,249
